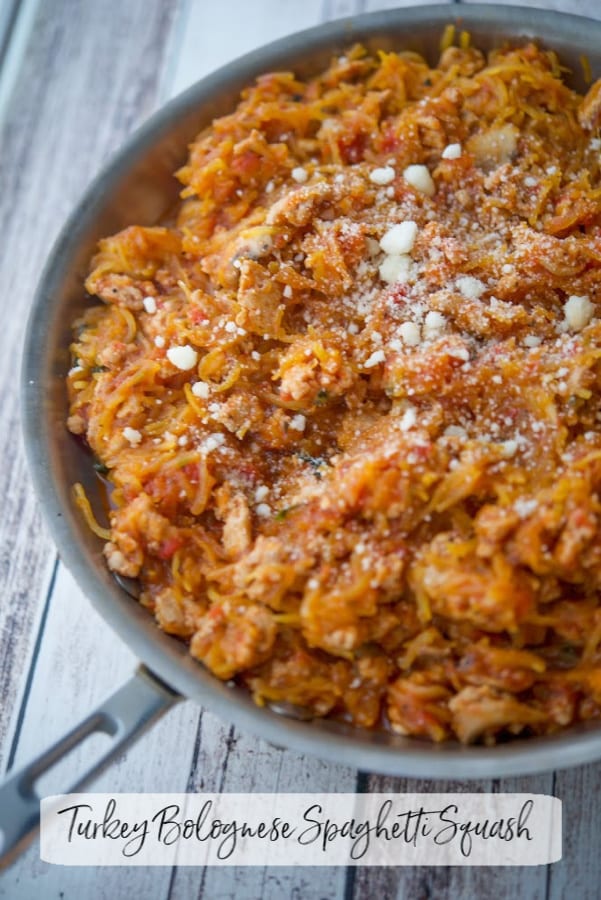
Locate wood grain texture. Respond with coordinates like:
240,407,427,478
166,0,324,99
460,0,601,15
0,565,202,900
0,0,175,776
547,763,601,900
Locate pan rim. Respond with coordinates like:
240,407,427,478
20,2,601,778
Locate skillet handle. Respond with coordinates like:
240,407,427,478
0,665,179,868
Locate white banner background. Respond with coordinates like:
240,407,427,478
40,792,561,866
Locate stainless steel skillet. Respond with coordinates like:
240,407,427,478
4,2,601,866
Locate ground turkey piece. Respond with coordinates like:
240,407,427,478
190,601,277,680
105,494,184,577
448,685,546,744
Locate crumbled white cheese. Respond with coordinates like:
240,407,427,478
178,435,188,446
154,336,165,348
191,381,210,399
501,439,518,458
251,351,261,361
515,498,537,518
399,321,421,347
369,166,395,185
524,176,538,187
423,310,446,339
106,549,127,571
379,254,414,284
403,164,435,197
444,425,467,438
142,296,157,314
256,503,272,517
202,433,226,454
290,414,306,431
564,294,594,331
255,485,269,502
364,349,386,368
399,406,417,431
523,335,541,348
283,285,293,299
442,143,462,160
123,427,142,446
501,263,514,275
379,221,418,255
448,346,470,362
291,166,308,183
456,275,485,300
167,345,198,370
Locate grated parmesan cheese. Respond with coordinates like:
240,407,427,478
291,166,308,183
379,254,414,284
364,349,386,368
442,143,462,160
564,294,594,331
290,414,307,431
167,345,198,370
399,405,417,431
423,310,446,339
379,221,418,255
191,381,210,399
501,439,518,458
403,164,435,196
399,321,421,347
456,275,485,300
369,166,395,185
123,427,142,446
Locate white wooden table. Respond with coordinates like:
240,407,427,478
1,0,600,897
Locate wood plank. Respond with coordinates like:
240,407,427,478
365,0,451,10
548,764,601,900
166,0,324,99
323,0,366,20
0,565,203,900
459,0,601,16
0,0,183,772
0,0,192,896
167,713,356,900
347,773,553,900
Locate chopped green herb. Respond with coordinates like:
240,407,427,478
275,504,300,521
297,450,327,479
